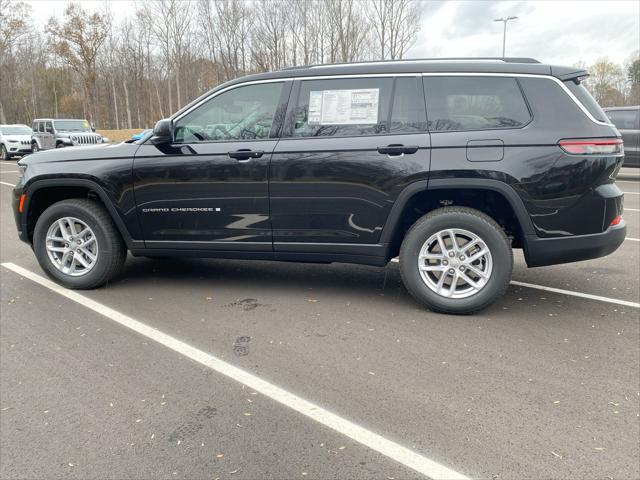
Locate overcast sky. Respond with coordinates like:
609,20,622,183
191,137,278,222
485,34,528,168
25,0,640,67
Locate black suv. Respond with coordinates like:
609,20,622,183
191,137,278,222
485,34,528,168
12,58,627,314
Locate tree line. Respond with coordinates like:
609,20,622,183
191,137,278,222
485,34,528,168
0,0,422,128
1,0,638,130
577,55,639,108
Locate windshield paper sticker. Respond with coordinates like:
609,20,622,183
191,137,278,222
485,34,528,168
308,88,379,125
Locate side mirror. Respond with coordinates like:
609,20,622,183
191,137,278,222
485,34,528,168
46,128,54,134
151,119,173,144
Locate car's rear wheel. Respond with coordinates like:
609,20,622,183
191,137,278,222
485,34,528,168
56,142,64,148
33,199,127,289
399,207,513,314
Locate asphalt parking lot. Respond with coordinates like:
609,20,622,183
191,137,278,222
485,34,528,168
0,160,638,480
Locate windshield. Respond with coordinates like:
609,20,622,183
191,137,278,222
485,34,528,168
53,120,92,132
1,126,32,135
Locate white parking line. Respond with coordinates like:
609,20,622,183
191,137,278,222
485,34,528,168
0,170,19,173
627,237,640,242
389,258,639,308
509,281,640,308
626,208,640,212
0,181,15,187
0,261,469,480
622,191,640,195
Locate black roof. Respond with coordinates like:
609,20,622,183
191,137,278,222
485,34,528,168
173,58,586,119
235,57,584,83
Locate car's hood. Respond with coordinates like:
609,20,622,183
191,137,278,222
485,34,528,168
19,142,140,165
3,134,31,141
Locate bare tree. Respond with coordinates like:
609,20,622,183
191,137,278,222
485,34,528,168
45,4,110,125
368,0,422,60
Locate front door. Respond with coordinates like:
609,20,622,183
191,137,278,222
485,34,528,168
133,81,290,251
270,76,430,257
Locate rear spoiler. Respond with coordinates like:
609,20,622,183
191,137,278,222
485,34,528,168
550,65,589,83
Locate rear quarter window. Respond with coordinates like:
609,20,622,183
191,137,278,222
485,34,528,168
423,77,531,131
564,81,609,123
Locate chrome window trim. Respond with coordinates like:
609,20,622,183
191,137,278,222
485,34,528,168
172,72,613,128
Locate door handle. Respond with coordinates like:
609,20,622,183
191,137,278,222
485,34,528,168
228,149,264,161
377,144,419,156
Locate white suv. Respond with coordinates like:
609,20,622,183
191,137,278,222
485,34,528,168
0,124,33,160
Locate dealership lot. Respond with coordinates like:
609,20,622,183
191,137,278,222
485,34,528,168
0,161,638,479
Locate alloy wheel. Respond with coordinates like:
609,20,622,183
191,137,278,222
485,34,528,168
45,217,99,276
417,228,493,299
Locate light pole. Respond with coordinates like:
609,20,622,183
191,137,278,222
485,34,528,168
494,16,518,57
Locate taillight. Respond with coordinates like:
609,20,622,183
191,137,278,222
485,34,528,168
18,193,26,213
610,215,622,226
559,138,623,155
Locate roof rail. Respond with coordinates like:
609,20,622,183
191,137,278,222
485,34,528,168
279,57,540,71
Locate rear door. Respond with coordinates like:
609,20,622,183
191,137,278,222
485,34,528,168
133,81,290,250
270,75,430,257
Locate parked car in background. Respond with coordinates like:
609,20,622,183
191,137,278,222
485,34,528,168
131,129,153,141
604,106,639,167
0,124,33,160
31,118,106,152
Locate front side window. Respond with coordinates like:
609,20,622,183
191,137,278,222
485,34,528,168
38,122,44,133
606,109,638,129
424,77,531,131
174,82,284,143
290,77,393,138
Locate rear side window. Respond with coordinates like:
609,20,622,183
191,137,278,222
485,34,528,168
390,77,427,133
606,109,638,129
424,77,531,131
564,80,609,123
291,77,393,137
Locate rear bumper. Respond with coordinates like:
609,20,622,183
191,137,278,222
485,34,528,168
524,221,627,267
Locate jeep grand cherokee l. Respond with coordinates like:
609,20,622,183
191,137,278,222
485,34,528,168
12,58,626,314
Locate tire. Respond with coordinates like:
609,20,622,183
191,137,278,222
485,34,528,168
0,145,9,160
31,142,39,153
33,199,127,289
56,142,64,148
398,206,513,315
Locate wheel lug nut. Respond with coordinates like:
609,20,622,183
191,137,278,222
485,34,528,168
443,260,448,265
448,251,455,257
448,268,455,274
459,266,465,271
459,255,465,261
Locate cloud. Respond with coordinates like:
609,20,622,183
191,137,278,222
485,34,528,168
408,0,640,66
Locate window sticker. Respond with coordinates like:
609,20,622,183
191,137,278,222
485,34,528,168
308,88,379,125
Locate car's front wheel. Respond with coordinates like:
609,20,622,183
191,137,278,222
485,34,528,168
33,199,127,289
399,207,513,314
0,145,9,160
31,142,39,153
